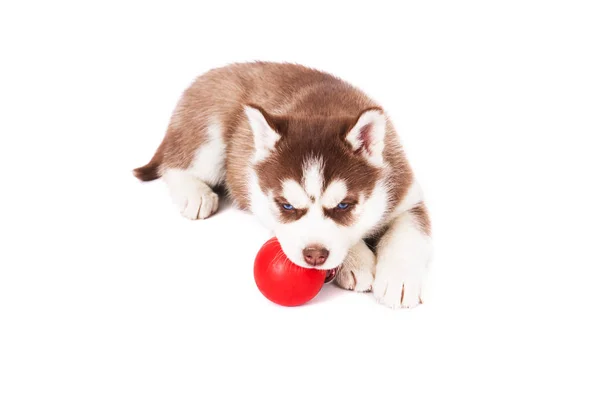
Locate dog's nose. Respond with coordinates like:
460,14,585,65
302,245,329,266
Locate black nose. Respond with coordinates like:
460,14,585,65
302,245,329,266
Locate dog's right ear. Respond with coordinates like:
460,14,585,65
244,105,282,163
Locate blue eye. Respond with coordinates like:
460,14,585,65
282,203,294,210
336,202,350,210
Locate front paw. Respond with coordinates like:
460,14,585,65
373,264,425,309
335,241,375,292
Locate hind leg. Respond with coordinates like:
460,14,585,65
162,122,226,220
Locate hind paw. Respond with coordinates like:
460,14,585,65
163,170,219,220
178,190,219,220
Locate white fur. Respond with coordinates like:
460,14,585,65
189,121,226,186
394,179,425,216
273,177,388,270
336,240,376,292
275,206,347,270
248,157,342,269
351,181,389,239
162,169,219,220
282,179,310,209
244,106,280,163
345,109,387,167
321,179,348,208
302,157,324,198
373,210,432,308
248,171,277,231
162,120,224,220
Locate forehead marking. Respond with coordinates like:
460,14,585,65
322,179,348,208
302,157,324,199
282,179,311,208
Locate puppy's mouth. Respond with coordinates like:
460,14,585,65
324,267,339,284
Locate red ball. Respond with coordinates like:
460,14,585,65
254,238,326,306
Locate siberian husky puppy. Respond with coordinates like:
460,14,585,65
134,62,432,308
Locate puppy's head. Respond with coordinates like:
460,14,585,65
245,105,389,271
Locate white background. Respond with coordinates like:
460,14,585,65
1,1,599,396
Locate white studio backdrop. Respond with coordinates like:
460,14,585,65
0,1,599,396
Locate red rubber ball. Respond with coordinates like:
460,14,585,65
254,238,326,307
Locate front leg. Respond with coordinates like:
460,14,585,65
335,240,376,292
373,203,432,308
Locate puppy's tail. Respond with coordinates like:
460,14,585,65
133,141,164,182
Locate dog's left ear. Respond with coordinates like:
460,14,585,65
345,108,387,166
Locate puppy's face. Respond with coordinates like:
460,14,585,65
246,106,389,271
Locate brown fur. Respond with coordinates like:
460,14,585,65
409,202,432,236
133,140,165,181
135,62,415,219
